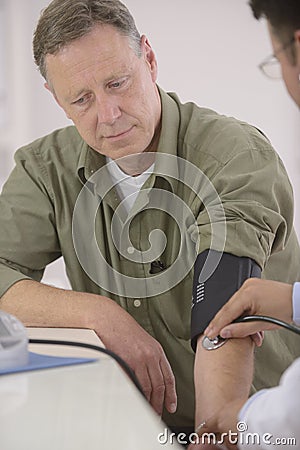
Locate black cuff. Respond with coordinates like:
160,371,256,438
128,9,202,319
190,250,261,351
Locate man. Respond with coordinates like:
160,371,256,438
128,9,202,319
196,0,300,448
0,0,299,439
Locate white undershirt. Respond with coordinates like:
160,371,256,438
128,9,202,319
106,157,155,213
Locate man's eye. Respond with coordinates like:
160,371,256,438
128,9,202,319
73,95,90,106
111,81,122,88
109,78,127,89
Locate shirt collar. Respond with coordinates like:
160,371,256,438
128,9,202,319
153,87,180,193
77,140,106,186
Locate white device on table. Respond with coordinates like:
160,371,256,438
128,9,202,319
0,311,29,369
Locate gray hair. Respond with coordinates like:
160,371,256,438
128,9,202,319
33,0,142,80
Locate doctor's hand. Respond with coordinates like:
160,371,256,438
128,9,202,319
89,298,177,417
204,278,293,341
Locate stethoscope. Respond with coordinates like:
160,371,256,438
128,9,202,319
202,314,300,350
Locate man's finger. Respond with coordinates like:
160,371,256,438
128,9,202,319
134,365,152,402
159,357,177,414
147,363,166,416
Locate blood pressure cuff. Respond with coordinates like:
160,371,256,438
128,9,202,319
191,250,261,351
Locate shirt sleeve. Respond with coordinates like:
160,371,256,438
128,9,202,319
190,131,295,271
292,282,300,325
238,358,300,449
0,145,61,297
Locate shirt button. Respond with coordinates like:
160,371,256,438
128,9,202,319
127,246,135,254
133,299,141,308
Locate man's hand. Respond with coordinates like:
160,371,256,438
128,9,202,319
187,398,244,450
205,278,293,340
1,279,177,417
92,303,177,416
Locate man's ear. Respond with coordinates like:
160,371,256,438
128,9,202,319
44,82,71,119
140,35,158,82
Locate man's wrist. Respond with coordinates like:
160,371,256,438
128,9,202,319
195,420,206,434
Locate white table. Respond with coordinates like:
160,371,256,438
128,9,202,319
0,328,182,450
27,327,106,358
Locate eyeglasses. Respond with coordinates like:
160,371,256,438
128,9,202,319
258,38,295,79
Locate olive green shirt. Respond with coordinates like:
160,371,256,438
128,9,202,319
0,88,299,427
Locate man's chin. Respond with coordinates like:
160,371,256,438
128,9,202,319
90,144,140,160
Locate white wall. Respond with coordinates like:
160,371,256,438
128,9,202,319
0,0,299,287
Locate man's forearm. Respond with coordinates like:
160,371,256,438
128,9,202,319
0,279,112,331
1,279,178,416
194,334,254,429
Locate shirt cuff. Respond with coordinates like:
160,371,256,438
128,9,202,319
292,282,300,326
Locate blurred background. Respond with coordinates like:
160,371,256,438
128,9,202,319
0,0,299,288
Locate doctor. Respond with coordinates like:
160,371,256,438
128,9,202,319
196,0,300,449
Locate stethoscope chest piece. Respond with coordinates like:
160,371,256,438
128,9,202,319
202,335,227,350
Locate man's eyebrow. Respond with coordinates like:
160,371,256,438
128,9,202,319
66,67,133,102
66,89,88,103
104,70,131,84
104,59,135,84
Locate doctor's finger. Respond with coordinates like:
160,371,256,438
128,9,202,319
204,288,250,338
219,321,274,339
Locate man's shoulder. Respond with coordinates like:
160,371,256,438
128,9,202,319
16,126,85,163
167,91,274,165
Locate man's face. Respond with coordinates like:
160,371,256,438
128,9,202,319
268,23,300,108
45,24,162,160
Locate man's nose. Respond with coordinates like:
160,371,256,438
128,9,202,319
96,95,121,125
